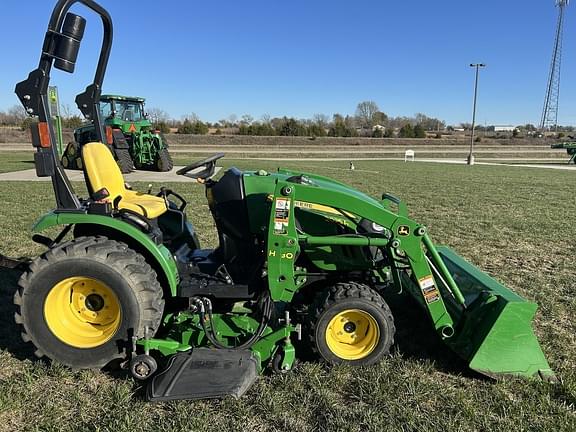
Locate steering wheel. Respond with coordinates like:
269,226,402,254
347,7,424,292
176,153,225,179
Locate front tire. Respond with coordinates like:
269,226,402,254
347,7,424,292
309,282,395,366
14,237,164,369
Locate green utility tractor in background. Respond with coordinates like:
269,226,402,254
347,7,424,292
9,0,554,401
551,140,576,164
62,94,173,173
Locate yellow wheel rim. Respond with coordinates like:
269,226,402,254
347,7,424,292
325,309,380,360
62,156,69,168
76,158,83,169
44,277,121,348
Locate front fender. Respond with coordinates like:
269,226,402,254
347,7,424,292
32,211,179,296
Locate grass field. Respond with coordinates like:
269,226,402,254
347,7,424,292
0,152,35,174
0,159,574,431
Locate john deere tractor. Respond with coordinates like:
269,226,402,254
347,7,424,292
61,94,173,173
551,139,576,164
10,0,553,401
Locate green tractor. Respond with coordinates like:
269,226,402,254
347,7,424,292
551,139,576,164
10,0,553,401
61,94,173,173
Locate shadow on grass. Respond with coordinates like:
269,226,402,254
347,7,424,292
0,262,151,398
383,292,482,379
0,266,36,362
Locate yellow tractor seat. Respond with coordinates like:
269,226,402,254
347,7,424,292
82,142,168,219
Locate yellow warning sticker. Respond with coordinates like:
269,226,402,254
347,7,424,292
273,198,291,234
418,276,440,304
418,276,435,290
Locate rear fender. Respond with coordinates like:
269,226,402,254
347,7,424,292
32,212,179,297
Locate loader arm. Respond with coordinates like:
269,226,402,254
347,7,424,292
266,177,458,337
265,175,554,379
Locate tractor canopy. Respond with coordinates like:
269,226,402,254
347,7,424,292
99,94,152,134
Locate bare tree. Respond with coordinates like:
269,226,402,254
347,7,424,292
7,105,27,124
260,113,271,125
355,101,379,129
313,113,329,129
148,107,170,123
241,114,254,125
181,113,199,123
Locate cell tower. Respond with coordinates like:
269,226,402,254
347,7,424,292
540,0,569,131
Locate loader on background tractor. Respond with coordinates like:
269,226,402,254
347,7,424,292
9,0,553,401
62,94,173,173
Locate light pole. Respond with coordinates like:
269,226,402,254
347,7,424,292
468,63,486,165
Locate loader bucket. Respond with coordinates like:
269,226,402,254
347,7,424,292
435,246,554,380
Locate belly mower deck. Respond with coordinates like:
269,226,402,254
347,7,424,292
147,348,258,402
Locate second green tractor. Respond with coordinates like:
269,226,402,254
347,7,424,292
62,94,173,173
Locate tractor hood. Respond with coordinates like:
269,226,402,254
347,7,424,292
271,168,385,211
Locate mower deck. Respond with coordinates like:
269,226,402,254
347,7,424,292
147,349,259,401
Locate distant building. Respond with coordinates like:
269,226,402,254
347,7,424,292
494,126,517,132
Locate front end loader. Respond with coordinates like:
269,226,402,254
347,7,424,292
10,0,554,401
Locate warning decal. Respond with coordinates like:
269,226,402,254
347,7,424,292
418,276,440,304
273,198,291,235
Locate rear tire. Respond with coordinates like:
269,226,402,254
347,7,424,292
114,148,133,173
14,237,164,369
156,148,173,172
309,282,395,366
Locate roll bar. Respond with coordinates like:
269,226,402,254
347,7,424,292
14,0,114,210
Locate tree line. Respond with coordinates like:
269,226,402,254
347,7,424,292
148,101,446,138
3,100,572,137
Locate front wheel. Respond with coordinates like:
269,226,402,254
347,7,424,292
309,282,395,366
14,237,164,369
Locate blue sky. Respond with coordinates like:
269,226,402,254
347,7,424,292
1,0,574,126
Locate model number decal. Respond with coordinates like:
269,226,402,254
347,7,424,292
268,250,294,260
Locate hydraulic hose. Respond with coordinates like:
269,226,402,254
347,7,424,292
198,292,273,350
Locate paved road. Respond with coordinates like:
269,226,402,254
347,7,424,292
0,167,221,182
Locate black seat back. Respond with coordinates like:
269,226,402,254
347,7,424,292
207,168,259,280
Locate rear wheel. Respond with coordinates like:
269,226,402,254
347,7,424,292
309,282,395,366
156,148,173,172
62,142,81,169
14,237,164,369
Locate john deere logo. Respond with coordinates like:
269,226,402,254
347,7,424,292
398,225,410,236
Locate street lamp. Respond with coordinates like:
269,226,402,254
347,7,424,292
468,63,486,165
